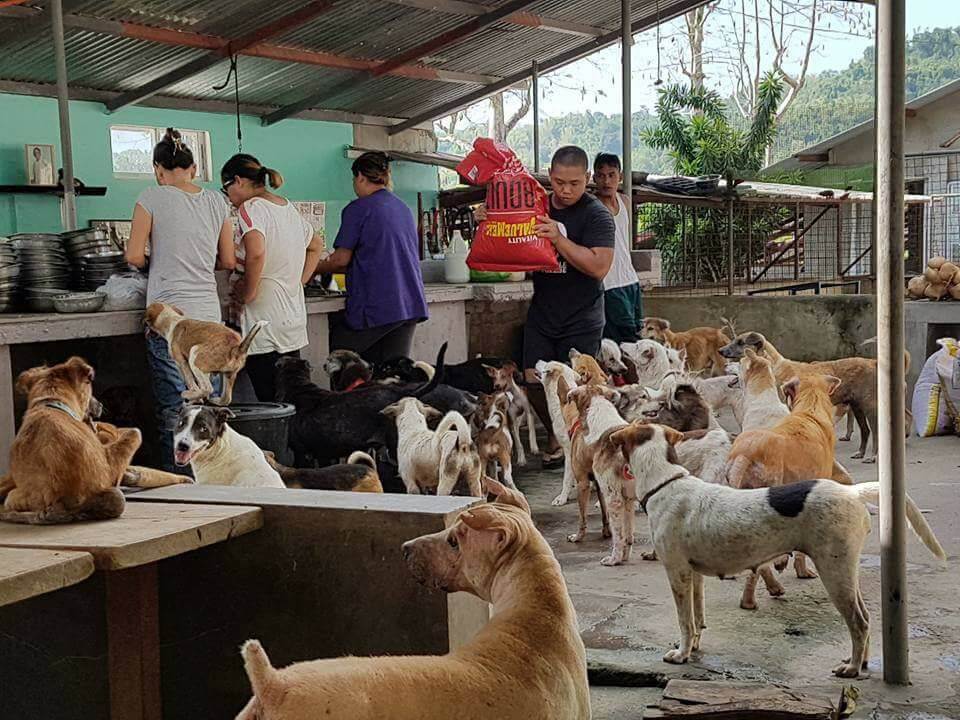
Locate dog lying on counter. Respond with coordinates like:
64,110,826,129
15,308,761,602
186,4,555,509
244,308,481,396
264,451,382,492
0,357,140,524
235,478,590,720
608,421,945,678
144,302,265,407
173,405,285,488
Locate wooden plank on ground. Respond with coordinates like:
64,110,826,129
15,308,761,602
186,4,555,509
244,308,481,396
0,502,262,570
651,680,834,719
0,547,95,606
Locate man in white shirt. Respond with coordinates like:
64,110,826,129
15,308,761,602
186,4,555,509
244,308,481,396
29,147,54,186
593,153,642,342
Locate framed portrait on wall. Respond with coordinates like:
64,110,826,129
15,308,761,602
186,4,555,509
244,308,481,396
25,144,56,186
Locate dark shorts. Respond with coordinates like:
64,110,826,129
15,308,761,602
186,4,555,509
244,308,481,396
523,321,603,372
602,283,643,343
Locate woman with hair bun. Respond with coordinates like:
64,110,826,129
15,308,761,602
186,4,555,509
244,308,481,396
220,153,324,401
312,151,427,362
126,128,235,472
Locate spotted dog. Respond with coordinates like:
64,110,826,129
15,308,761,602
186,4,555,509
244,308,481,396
605,421,945,678
173,405,284,488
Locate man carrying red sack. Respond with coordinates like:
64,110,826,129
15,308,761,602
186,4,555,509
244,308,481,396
528,149,620,470
476,145,615,468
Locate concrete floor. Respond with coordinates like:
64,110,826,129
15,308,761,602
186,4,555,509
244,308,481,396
515,423,960,719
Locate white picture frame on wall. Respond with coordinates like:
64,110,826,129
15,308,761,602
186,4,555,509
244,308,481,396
25,144,56,186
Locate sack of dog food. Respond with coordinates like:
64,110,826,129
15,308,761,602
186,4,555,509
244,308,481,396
456,138,559,273
912,337,960,436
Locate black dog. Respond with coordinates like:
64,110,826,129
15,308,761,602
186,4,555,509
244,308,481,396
376,354,507,395
276,344,477,466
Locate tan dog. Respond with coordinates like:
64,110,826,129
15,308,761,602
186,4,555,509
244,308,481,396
235,478,591,720
91,421,193,490
725,373,852,608
569,348,608,386
0,358,141,524
641,318,730,377
720,331,910,463
144,302,266,406
566,384,624,545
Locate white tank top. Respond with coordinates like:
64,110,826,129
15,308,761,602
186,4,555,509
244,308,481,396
603,193,638,291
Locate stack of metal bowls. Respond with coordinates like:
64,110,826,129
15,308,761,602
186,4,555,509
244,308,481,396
60,229,117,289
0,236,19,312
79,249,128,290
11,234,72,300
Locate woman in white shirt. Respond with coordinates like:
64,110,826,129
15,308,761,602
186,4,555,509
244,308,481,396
220,153,324,401
126,128,235,472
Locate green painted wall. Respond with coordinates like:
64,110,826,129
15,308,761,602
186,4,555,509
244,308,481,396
0,93,438,239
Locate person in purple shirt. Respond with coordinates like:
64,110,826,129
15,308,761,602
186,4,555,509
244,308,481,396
312,152,428,362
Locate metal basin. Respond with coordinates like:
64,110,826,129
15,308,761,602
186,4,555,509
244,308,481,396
53,291,106,313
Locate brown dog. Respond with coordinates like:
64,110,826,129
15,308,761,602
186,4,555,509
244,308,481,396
720,331,910,463
263,451,383,493
641,318,730,377
566,384,624,545
235,478,590,720
569,348,608,386
91,421,193,490
0,358,140,524
144,302,266,406
725,373,851,608
474,392,516,489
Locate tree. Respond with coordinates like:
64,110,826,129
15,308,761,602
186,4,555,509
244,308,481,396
640,74,785,285
641,71,784,186
488,80,532,142
679,4,717,91
714,0,872,124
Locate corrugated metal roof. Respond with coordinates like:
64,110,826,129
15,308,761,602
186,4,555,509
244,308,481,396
0,0,709,124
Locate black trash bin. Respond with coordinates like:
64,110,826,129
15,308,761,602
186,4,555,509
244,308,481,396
227,402,296,465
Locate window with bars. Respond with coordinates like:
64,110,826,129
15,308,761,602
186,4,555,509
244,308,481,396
109,125,213,181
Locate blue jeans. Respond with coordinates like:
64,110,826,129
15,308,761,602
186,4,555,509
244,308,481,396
145,331,222,474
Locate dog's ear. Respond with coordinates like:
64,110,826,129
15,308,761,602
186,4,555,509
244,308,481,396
64,356,95,385
557,375,572,404
325,356,342,373
781,376,801,404
824,375,842,395
381,402,401,418
459,505,523,551
170,305,185,317
482,477,531,515
744,332,765,351
661,425,684,447
602,387,620,405
214,407,235,425
568,348,582,361
15,365,48,396
609,422,653,459
482,364,499,379
641,347,655,360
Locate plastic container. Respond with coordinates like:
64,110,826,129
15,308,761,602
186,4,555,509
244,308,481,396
227,402,296,465
443,230,471,284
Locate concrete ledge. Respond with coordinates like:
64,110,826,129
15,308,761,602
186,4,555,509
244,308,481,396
128,485,488,718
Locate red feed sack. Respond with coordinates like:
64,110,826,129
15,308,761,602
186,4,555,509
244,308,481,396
456,138,559,273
